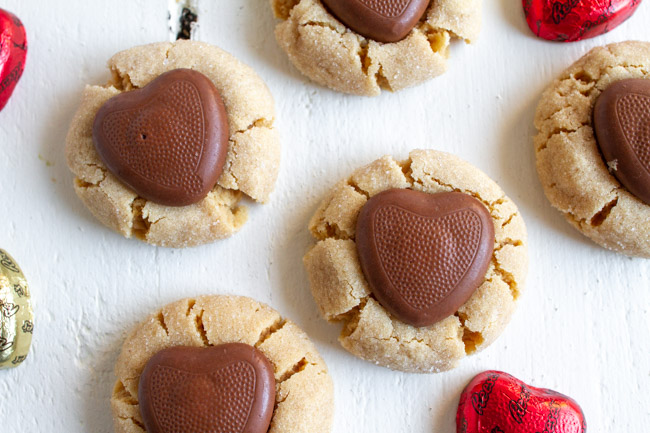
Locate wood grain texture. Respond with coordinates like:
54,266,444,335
0,0,648,431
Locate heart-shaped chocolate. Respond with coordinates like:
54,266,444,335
457,371,586,433
355,189,494,327
523,0,642,42
93,68,229,207
0,8,27,112
594,78,650,205
138,344,276,433
321,0,430,43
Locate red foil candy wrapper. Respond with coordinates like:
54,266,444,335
523,0,642,42
457,371,586,433
0,8,27,112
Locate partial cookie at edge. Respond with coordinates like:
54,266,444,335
111,295,334,433
534,40,650,257
270,0,481,96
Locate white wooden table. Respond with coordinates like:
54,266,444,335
0,1,648,431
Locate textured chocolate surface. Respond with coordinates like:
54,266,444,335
321,0,430,43
594,78,650,205
356,189,494,327
93,68,229,207
138,344,275,433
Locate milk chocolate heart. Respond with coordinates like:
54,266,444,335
93,68,229,206
321,0,430,43
356,189,494,327
457,371,586,433
523,0,642,42
0,8,27,112
138,344,276,433
594,78,650,205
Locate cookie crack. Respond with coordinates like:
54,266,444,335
321,221,354,240
494,238,524,252
346,179,370,199
455,312,485,355
235,118,273,134
193,307,211,346
492,258,519,300
300,20,342,34
501,212,517,228
272,0,301,20
109,67,135,91
117,415,145,431
418,24,451,56
155,311,169,336
75,163,108,190
114,380,138,405
130,198,151,241
277,357,314,384
226,139,241,188
590,196,619,227
416,168,506,212
398,158,417,187
226,117,275,189
254,317,287,348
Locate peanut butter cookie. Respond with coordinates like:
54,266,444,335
111,295,334,433
66,41,281,247
534,41,650,257
270,0,481,96
303,150,528,373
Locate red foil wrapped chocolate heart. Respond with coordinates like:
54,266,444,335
355,189,494,328
523,0,642,42
93,68,229,207
0,8,27,112
457,371,586,433
321,0,430,43
138,344,276,433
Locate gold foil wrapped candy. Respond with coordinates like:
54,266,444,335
0,249,33,369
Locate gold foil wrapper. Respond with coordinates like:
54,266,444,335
0,249,33,369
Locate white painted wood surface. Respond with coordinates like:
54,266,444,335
0,1,649,431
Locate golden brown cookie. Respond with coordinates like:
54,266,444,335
111,295,334,433
270,0,481,96
303,149,528,373
66,40,281,247
534,41,650,258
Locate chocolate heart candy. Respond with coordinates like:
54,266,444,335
523,0,642,42
321,0,430,43
93,68,229,207
356,189,494,327
0,8,27,112
138,344,276,433
594,78,650,205
457,371,586,433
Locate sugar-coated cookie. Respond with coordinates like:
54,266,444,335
303,150,528,373
111,295,334,433
66,40,281,247
270,0,481,96
534,41,650,257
